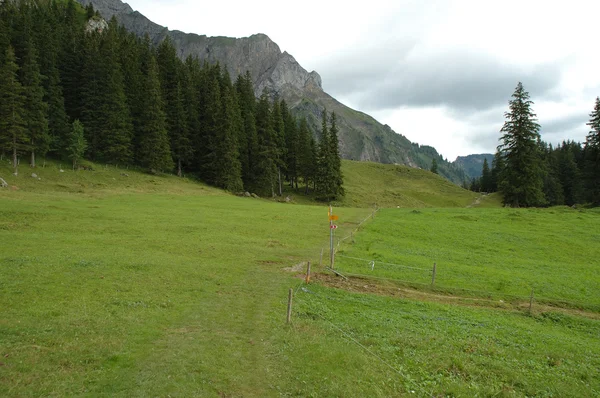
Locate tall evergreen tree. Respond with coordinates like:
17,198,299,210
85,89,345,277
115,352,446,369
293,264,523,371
282,100,299,189
253,92,278,196
328,112,344,198
214,68,243,192
235,71,257,188
584,97,600,205
137,55,173,171
20,35,50,167
430,158,438,174
480,158,491,192
271,98,286,195
497,82,545,207
0,46,28,173
68,119,87,169
316,108,331,198
297,118,313,194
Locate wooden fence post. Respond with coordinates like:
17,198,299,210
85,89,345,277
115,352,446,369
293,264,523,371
529,288,534,314
305,262,311,284
286,288,293,324
431,263,437,286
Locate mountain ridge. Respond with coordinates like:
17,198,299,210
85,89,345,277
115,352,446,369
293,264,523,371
77,0,468,183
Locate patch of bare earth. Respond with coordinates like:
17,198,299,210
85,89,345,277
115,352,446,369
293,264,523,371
312,272,600,320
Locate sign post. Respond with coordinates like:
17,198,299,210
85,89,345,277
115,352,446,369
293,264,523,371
329,205,334,268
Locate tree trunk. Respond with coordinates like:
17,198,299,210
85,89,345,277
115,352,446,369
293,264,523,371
31,149,36,168
278,168,282,196
177,158,182,177
12,137,17,175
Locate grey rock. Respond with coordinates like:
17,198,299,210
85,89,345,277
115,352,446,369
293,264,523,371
251,193,259,199
244,192,251,197
85,17,108,34
285,196,291,203
0,177,7,188
31,173,38,178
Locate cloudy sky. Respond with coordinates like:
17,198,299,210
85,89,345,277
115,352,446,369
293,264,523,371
125,0,599,160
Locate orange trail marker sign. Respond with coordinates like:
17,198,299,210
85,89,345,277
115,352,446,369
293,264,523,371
329,215,339,221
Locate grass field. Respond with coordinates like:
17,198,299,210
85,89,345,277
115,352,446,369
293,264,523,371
1,160,599,397
334,207,600,310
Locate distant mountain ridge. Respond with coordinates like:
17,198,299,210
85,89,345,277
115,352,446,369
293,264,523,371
454,154,494,179
76,0,468,183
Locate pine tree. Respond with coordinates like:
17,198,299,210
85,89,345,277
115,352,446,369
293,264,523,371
315,109,331,198
214,68,243,192
328,112,344,198
281,100,299,189
584,97,600,205
480,158,491,192
32,2,70,157
297,118,313,194
157,36,191,176
137,55,173,171
68,119,87,169
557,142,584,206
271,98,286,195
497,82,545,207
235,71,257,189
253,92,278,196
0,46,28,174
430,158,438,174
20,35,50,167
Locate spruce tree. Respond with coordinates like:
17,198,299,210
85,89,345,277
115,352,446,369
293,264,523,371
68,119,87,169
497,82,545,207
0,47,28,174
480,158,491,192
157,36,191,176
253,92,278,196
282,100,299,189
214,70,243,192
271,99,286,195
430,158,438,174
328,112,344,198
584,97,600,204
235,71,257,189
20,35,50,167
137,55,173,171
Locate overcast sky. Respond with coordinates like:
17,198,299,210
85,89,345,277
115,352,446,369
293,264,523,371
125,0,599,160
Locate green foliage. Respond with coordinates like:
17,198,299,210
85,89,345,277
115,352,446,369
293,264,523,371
137,56,173,171
0,46,28,171
585,97,600,204
430,157,438,174
20,34,50,166
68,119,87,168
497,82,545,207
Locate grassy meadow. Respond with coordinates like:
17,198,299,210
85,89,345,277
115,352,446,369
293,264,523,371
1,160,599,397
334,207,600,310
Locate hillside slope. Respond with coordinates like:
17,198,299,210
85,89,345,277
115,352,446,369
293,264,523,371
338,160,478,208
76,0,467,183
0,159,480,208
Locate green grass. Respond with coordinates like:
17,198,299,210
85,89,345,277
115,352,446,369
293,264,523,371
1,160,599,397
336,160,479,208
335,207,600,310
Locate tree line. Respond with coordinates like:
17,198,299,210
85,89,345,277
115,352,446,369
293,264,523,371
467,83,600,207
0,0,344,200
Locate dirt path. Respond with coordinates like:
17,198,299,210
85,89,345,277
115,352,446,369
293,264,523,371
310,272,600,320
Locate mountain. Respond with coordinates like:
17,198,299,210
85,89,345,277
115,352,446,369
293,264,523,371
76,0,467,183
453,154,494,179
